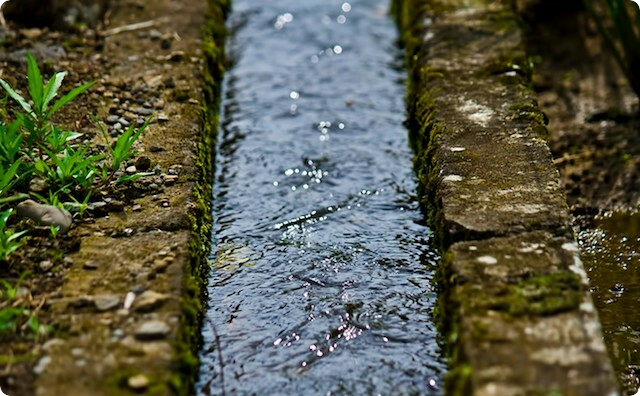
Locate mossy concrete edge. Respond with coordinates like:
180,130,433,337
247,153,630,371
172,1,230,395
393,0,619,394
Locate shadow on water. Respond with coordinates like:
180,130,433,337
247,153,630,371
580,213,640,395
197,0,446,395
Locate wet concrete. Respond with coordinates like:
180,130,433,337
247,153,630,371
394,0,619,394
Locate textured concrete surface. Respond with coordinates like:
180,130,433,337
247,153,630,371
394,0,619,394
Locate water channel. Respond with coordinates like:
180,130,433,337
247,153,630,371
579,213,640,395
196,1,445,394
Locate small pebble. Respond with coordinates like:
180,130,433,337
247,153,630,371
134,107,153,116
29,178,49,193
112,329,125,339
42,338,65,351
134,320,171,341
126,165,137,174
133,290,170,312
20,28,44,40
149,145,165,153
164,175,179,186
149,29,162,40
88,201,108,214
152,257,173,273
39,260,54,271
128,374,150,390
83,260,99,270
33,356,52,375
94,295,120,312
71,347,84,356
106,115,120,124
118,117,130,127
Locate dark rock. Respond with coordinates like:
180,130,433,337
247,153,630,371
135,156,152,171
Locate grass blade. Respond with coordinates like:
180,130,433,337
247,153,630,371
47,81,96,119
26,53,44,116
0,79,34,116
42,71,67,115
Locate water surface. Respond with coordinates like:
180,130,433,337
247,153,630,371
197,1,445,394
580,213,640,395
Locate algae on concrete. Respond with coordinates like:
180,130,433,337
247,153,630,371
173,0,230,394
393,0,619,394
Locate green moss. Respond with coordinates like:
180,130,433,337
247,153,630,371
170,0,230,395
483,52,533,81
462,272,583,317
0,352,37,364
446,363,473,395
509,99,549,127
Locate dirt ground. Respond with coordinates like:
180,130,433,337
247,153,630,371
519,0,640,218
0,0,215,395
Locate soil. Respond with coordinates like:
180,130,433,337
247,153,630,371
0,0,215,395
518,0,640,217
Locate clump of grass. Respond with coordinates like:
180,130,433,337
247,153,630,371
583,0,640,98
0,53,150,201
0,53,150,260
0,272,48,339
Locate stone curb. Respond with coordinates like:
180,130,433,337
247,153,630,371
31,1,228,395
393,0,619,394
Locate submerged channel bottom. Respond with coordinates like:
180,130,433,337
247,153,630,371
197,1,445,394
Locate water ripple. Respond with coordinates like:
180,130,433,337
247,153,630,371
198,0,445,395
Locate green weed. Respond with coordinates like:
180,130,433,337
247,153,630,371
0,52,149,200
0,273,47,338
0,209,27,261
583,0,640,98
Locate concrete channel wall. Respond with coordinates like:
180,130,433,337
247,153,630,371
393,0,619,394
32,1,228,395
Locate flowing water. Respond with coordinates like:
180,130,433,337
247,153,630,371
196,1,445,395
579,213,640,395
